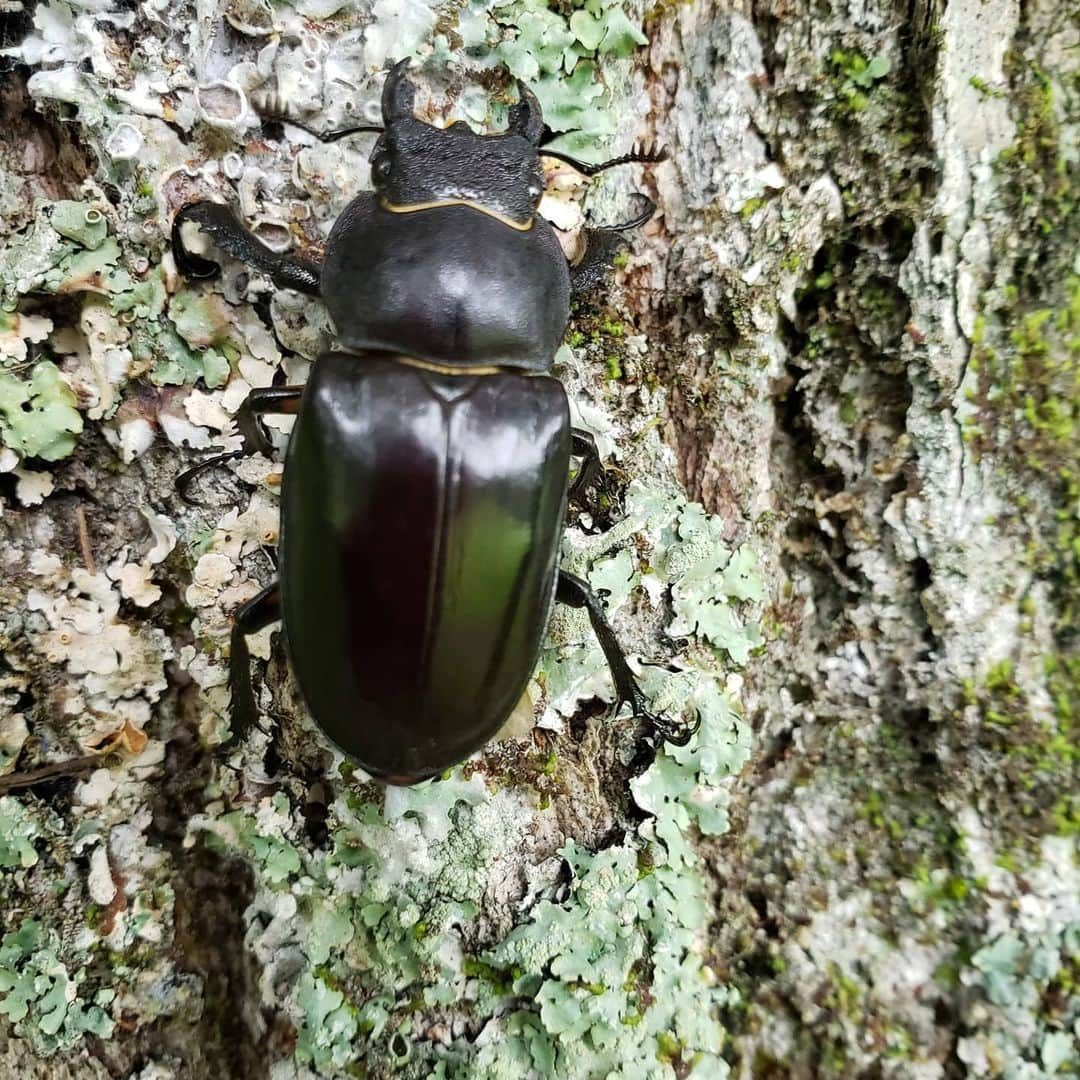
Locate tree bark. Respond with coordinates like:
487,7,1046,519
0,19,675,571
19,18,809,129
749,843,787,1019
0,1,1076,1077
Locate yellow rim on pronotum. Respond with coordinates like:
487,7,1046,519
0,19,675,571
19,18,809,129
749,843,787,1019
378,196,534,232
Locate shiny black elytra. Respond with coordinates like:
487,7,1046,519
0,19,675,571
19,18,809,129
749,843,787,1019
173,60,693,785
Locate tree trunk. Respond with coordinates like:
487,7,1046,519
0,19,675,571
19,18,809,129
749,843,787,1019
0,1,1075,1077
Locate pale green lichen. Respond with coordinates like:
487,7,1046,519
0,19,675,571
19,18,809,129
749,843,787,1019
47,201,108,250
0,918,115,1055
472,0,648,150
42,237,126,295
200,793,304,885
663,507,765,664
0,797,40,869
959,836,1079,1077
0,360,84,461
475,669,751,1078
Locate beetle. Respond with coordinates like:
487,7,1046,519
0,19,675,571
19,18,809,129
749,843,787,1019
172,60,694,785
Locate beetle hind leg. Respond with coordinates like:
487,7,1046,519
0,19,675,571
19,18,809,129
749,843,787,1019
172,202,322,294
555,570,699,754
229,583,281,742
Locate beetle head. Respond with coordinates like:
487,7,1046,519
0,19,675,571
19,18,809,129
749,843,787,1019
371,60,546,226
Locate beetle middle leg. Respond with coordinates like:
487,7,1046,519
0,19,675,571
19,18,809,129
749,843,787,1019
556,570,698,751
177,385,303,502
172,203,321,293
568,428,601,506
229,582,281,741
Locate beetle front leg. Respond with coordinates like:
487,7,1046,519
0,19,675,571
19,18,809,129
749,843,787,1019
555,570,698,751
177,385,303,502
172,203,321,294
229,582,281,741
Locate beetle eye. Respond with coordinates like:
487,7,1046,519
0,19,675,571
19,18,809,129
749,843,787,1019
372,155,392,182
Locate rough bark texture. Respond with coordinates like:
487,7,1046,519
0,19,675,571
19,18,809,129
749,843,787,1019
0,1,1076,1078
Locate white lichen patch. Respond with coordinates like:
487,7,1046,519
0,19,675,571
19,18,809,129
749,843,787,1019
64,298,133,421
25,562,171,744
13,467,55,507
211,494,280,558
108,560,162,608
0,310,52,363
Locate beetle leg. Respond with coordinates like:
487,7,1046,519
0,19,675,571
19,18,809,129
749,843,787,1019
555,570,699,749
234,385,304,452
229,583,281,741
172,202,321,294
273,120,383,143
569,195,657,294
568,429,601,506
177,386,303,503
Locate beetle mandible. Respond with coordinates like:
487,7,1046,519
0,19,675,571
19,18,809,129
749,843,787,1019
173,60,694,785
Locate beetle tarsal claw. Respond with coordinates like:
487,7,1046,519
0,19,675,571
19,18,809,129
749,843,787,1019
621,687,700,750
586,193,657,234
175,450,248,505
639,706,700,749
171,208,223,280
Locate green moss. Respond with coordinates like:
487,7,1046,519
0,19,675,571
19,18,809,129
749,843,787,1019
995,59,1075,289
827,50,891,116
968,75,1005,100
964,277,1080,631
825,963,863,1019
963,653,1079,841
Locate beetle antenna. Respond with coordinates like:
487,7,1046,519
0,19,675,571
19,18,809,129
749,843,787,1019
540,141,668,179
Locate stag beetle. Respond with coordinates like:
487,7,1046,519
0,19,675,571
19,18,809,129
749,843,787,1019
172,60,693,785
